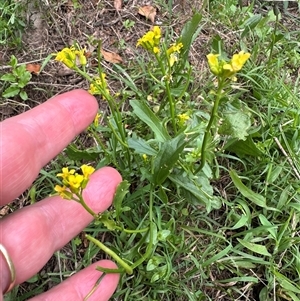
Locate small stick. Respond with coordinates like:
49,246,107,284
274,137,300,180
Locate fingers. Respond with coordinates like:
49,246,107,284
28,260,120,301
0,89,98,204
0,167,122,292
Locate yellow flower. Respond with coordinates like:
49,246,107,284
223,51,250,73
81,165,95,179
177,113,190,126
75,49,87,66
67,174,84,192
167,42,183,56
166,42,183,67
54,185,73,200
207,53,221,76
137,26,161,54
142,154,148,161
93,113,101,127
55,47,77,69
57,167,75,180
55,46,87,69
88,73,110,98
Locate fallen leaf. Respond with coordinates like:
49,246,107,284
101,49,123,64
138,5,156,23
26,63,41,74
84,51,93,59
114,0,122,11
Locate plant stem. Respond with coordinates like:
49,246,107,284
78,194,97,218
131,186,154,269
86,234,133,275
196,77,224,173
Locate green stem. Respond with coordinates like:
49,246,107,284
195,77,225,173
154,53,177,133
86,234,133,275
78,194,98,218
131,186,154,269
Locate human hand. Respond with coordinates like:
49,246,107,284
0,90,121,301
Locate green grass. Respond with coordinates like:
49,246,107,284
3,0,300,300
0,0,26,47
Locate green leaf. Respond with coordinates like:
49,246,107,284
258,214,277,239
0,73,16,82
2,86,20,98
98,213,117,230
211,35,226,58
273,270,300,294
65,144,100,160
130,99,169,142
241,14,262,39
153,133,187,185
229,170,267,208
19,90,28,101
128,136,157,156
219,105,251,140
113,180,130,218
9,55,18,67
225,136,262,157
169,173,222,212
202,244,232,267
237,239,271,257
231,215,248,230
180,13,202,63
18,71,31,86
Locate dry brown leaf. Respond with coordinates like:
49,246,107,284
101,49,123,64
138,5,156,23
26,63,41,74
114,0,122,11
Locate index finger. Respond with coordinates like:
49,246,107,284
0,89,98,204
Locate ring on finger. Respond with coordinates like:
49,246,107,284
0,244,16,294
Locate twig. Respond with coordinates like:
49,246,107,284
0,58,46,70
274,137,300,180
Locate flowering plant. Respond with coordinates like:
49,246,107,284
52,13,252,298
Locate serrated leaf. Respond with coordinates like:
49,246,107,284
0,73,16,82
219,106,251,140
130,99,169,142
2,86,20,98
237,239,271,257
229,170,266,208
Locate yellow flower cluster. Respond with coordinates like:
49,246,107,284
167,42,184,67
54,165,95,199
88,73,110,99
136,26,161,54
55,46,87,69
177,113,190,126
207,51,250,79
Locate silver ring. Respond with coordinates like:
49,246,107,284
0,244,16,294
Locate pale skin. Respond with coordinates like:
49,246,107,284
0,90,121,301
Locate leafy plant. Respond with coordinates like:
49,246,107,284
0,55,32,101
